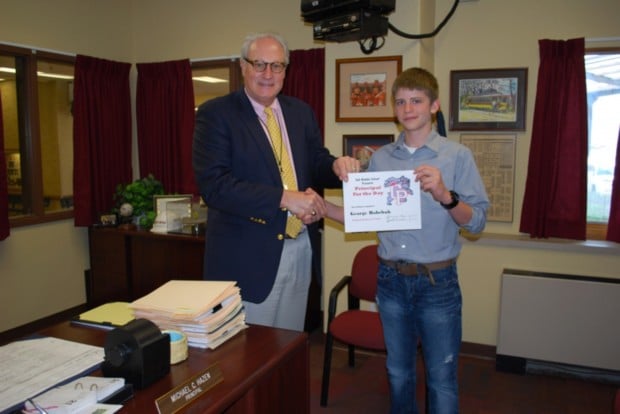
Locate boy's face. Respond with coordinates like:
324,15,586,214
393,88,439,134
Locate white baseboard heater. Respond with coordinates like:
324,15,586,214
496,269,620,384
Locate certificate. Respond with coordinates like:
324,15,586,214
343,170,421,233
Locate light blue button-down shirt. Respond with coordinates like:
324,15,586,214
368,130,489,263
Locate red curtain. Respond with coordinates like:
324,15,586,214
136,59,196,195
0,94,9,240
520,38,588,239
73,55,132,226
606,128,620,242
281,48,325,139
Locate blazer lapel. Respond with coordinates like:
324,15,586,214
234,91,282,183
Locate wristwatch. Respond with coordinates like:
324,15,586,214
440,190,460,210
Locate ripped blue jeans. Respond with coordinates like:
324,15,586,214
377,261,462,414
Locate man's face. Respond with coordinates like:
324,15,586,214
241,37,286,107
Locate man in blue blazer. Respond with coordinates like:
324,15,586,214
193,32,359,331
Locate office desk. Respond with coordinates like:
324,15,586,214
87,226,322,332
38,322,309,413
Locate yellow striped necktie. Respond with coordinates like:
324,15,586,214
264,107,303,238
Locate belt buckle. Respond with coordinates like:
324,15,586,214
396,260,417,276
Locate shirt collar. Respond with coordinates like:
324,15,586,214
244,89,281,118
395,130,442,154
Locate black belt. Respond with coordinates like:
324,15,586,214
379,258,455,281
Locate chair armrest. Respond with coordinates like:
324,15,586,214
327,275,352,325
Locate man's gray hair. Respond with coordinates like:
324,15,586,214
241,32,290,65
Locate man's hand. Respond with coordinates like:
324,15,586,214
333,156,361,182
281,188,327,224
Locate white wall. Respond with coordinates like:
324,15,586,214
0,0,133,331
0,222,89,327
1,1,619,348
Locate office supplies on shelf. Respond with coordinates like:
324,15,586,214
71,302,134,331
0,337,104,414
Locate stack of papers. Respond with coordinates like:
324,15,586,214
129,280,247,350
0,337,104,414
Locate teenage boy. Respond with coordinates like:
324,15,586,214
327,67,489,413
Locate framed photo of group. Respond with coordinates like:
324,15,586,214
343,134,394,172
449,68,527,131
336,55,402,122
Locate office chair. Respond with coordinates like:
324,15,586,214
320,244,386,407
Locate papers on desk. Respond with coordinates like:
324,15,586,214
71,302,135,331
129,280,247,350
23,376,125,414
0,337,104,414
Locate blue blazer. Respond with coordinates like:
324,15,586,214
192,89,341,303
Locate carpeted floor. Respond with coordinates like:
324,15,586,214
309,331,391,413
308,329,618,413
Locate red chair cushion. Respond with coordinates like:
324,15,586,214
330,310,385,351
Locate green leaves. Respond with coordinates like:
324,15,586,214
113,174,164,228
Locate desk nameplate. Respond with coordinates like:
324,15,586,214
155,363,223,414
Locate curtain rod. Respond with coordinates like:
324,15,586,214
0,41,241,62
586,37,620,43
0,41,240,63
0,41,76,56
190,55,239,63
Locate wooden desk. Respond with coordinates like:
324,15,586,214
87,227,322,332
38,322,309,414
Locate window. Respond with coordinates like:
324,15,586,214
191,58,241,109
1,44,75,226
585,49,620,240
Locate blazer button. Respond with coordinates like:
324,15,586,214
277,234,284,240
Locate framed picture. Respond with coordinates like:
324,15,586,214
5,151,21,188
460,134,516,222
99,213,118,227
153,194,193,232
449,68,527,131
153,194,192,216
343,134,394,171
336,55,402,122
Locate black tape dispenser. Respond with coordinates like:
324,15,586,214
101,318,170,389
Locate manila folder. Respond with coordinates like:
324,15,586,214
129,280,239,320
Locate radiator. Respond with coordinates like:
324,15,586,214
496,269,620,381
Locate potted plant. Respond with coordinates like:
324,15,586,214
112,174,165,229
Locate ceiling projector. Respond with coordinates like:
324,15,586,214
301,0,396,43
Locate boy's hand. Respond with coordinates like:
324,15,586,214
414,164,451,205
